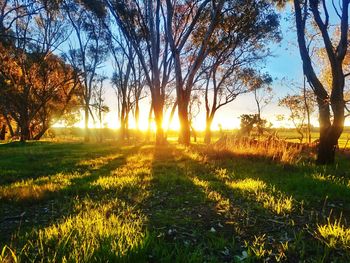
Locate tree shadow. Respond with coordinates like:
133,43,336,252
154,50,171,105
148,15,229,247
200,147,350,215
2,142,349,262
0,143,142,245
131,144,350,261
0,141,131,186
127,144,286,261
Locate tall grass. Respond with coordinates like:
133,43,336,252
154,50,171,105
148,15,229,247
213,136,303,164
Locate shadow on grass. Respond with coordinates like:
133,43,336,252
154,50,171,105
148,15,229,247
0,141,129,186
125,144,291,262
135,144,350,262
201,148,350,213
1,142,349,262
0,143,142,245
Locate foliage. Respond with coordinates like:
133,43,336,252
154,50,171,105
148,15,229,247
279,90,316,143
240,114,267,136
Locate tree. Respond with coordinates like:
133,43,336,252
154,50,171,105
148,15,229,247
0,4,82,141
104,0,173,144
165,0,225,145
110,33,133,140
251,73,273,135
109,29,146,140
240,114,266,136
279,89,316,143
165,0,280,145
63,0,109,142
92,76,109,142
188,92,201,143
292,0,349,164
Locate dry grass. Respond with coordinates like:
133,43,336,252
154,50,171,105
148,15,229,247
213,136,303,164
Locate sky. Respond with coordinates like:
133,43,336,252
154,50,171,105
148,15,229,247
73,6,349,131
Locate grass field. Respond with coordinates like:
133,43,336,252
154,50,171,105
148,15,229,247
47,127,350,148
0,141,350,262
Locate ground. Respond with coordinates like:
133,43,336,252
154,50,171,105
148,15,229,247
0,141,350,262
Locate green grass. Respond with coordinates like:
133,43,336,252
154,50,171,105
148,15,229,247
0,141,350,262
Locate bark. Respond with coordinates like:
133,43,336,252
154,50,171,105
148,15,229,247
33,125,49,140
0,125,5,140
177,94,190,145
4,115,14,137
20,121,30,142
166,100,177,139
190,124,197,143
84,104,90,142
303,77,312,144
153,98,165,145
204,117,213,144
135,100,140,132
146,102,153,142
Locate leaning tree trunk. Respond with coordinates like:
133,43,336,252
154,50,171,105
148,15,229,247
33,125,49,140
4,115,14,137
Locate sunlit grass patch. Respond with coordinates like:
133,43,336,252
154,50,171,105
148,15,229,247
256,192,293,215
77,153,123,169
16,198,148,262
243,234,272,261
312,173,350,188
0,171,86,201
317,217,350,250
226,179,293,215
226,178,266,193
214,168,232,180
93,162,151,191
192,177,230,213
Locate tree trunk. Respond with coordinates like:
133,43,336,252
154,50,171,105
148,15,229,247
33,126,49,140
166,100,177,139
84,105,90,142
191,124,197,143
153,99,165,145
125,111,130,141
20,121,30,142
178,98,190,145
135,100,140,132
146,103,153,142
4,115,14,137
303,76,312,144
0,125,6,140
204,117,213,144
316,99,344,164
120,114,126,141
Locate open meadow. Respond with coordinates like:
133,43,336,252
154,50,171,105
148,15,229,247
1,140,350,262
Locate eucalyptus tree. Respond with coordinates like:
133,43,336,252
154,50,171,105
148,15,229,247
165,0,280,145
110,33,133,140
103,0,173,144
0,2,81,141
289,0,349,164
63,0,109,142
